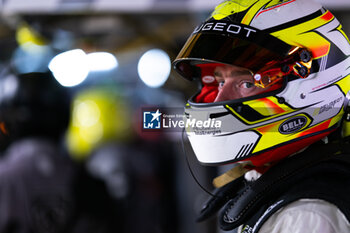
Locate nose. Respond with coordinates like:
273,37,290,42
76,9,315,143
214,80,241,102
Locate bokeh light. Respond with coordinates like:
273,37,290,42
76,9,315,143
87,52,118,71
137,48,171,88
48,49,89,87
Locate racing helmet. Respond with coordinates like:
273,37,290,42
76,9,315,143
173,0,350,168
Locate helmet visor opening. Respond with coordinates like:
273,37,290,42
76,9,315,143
173,21,313,104
191,63,284,104
174,42,313,103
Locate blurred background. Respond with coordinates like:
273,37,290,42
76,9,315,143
0,0,349,233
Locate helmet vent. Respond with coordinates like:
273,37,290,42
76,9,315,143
236,143,254,159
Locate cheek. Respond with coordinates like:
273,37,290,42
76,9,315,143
217,83,241,100
240,87,264,97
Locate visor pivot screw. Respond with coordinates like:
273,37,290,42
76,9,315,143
300,50,312,63
296,65,308,77
254,74,261,81
300,93,306,99
277,97,285,104
281,65,290,73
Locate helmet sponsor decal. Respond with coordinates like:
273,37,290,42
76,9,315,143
279,116,307,134
318,96,343,115
202,75,215,84
193,21,257,38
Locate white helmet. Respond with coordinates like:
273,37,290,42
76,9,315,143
173,0,350,168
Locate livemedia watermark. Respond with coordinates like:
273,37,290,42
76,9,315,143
142,107,222,132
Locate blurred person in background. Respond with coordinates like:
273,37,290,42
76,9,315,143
173,0,350,232
0,69,76,233
0,69,122,233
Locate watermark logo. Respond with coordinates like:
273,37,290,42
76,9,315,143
143,109,162,129
142,107,222,133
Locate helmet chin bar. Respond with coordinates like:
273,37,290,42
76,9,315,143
253,47,313,88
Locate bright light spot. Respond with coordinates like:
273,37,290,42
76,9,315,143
137,48,170,88
87,52,118,71
0,74,18,100
73,100,101,127
49,49,89,87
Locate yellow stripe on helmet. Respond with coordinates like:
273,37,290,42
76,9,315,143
252,113,312,152
211,0,260,20
226,96,294,125
211,0,298,25
337,24,350,44
271,11,334,59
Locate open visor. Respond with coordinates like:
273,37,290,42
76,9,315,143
173,21,313,103
173,21,293,81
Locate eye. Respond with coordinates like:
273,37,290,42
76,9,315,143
218,81,225,89
241,81,255,89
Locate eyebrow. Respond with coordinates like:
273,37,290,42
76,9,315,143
231,70,252,76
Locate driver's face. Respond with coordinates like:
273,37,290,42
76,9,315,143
213,65,267,102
